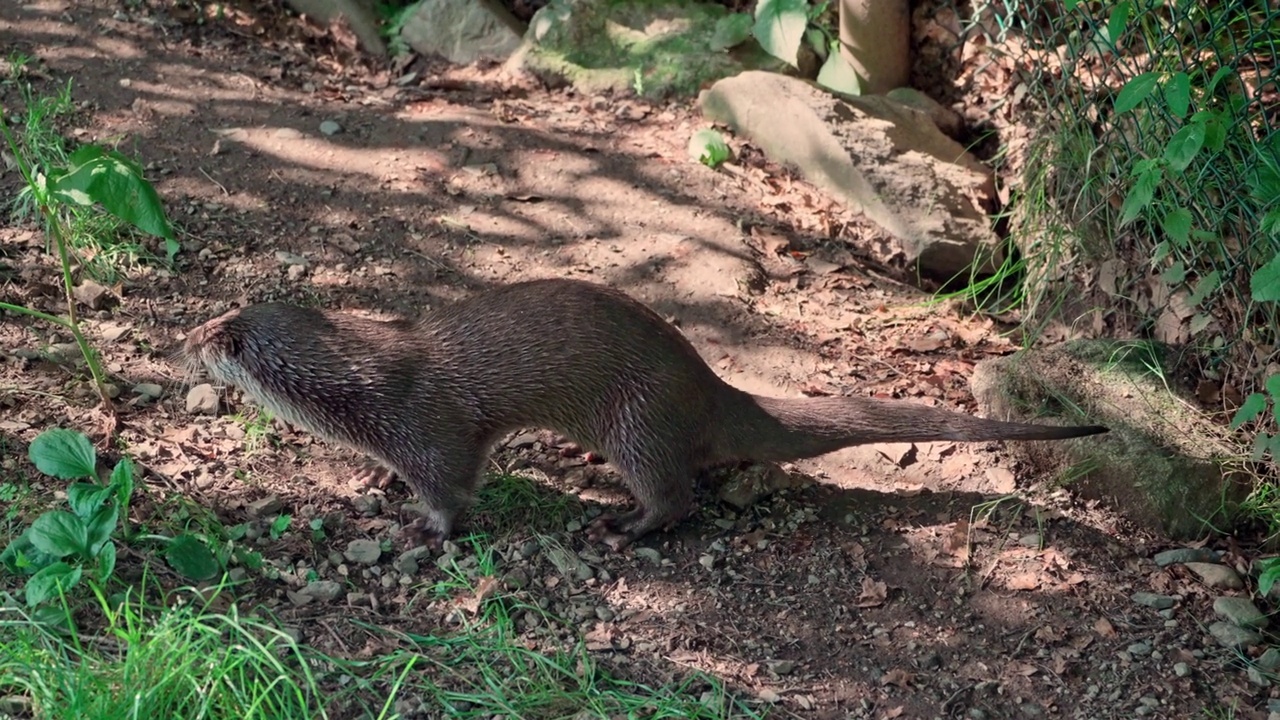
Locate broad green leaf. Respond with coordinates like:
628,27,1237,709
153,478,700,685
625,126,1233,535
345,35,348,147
96,541,117,583
1105,1,1131,44
709,13,753,51
1205,65,1236,94
49,145,177,256
67,482,115,520
110,458,135,508
0,530,59,576
1119,165,1162,226
25,562,81,608
1263,207,1280,237
1270,434,1280,461
85,504,119,556
1253,432,1270,462
816,49,862,95
687,129,731,168
1160,260,1186,285
1251,253,1280,302
1230,392,1268,429
1114,72,1159,113
753,0,808,68
1266,561,1280,597
166,534,220,581
1266,373,1280,400
804,27,828,59
1160,208,1192,247
29,511,88,558
1163,72,1190,119
1163,123,1206,172
28,428,96,480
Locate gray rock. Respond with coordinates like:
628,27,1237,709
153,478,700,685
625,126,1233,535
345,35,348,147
717,462,795,510
1173,662,1190,677
768,659,797,675
633,547,663,565
351,495,382,516
344,539,383,565
185,383,219,415
319,120,342,136
1259,647,1280,671
1127,642,1152,656
275,250,308,267
288,580,344,605
1208,621,1262,650
133,383,164,400
73,280,111,310
247,495,283,518
1131,592,1178,610
1186,562,1244,590
700,71,1000,279
394,545,432,575
1213,596,1269,629
1154,547,1217,566
401,0,523,65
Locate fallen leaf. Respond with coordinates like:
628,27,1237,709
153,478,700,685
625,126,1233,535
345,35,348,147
1005,572,1040,591
1094,617,1116,637
857,577,888,607
455,575,499,615
944,519,970,561
881,668,914,688
985,467,1016,493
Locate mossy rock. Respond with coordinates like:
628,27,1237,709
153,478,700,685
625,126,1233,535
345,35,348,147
509,0,796,99
971,339,1246,539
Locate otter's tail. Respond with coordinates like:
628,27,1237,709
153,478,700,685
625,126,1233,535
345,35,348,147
716,392,1108,464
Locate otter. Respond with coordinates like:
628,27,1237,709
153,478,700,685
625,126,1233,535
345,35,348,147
181,278,1107,549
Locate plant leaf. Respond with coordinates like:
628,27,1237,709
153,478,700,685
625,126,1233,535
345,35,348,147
1160,208,1192,247
85,504,119,557
687,129,731,168
96,541,117,583
25,562,82,608
1163,72,1190,119
0,530,59,576
1114,72,1159,113
49,145,177,252
1188,270,1221,307
816,49,862,95
710,12,753,51
1230,392,1268,430
1266,373,1280,401
1105,0,1131,44
1163,123,1206,172
166,534,221,581
67,482,115,520
110,458,135,509
28,428,96,480
1119,165,1162,226
1251,253,1280,302
753,0,808,68
29,511,88,559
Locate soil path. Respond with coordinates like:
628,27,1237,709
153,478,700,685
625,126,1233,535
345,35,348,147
0,2,1255,718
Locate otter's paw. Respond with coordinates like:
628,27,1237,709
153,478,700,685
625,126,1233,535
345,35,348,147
398,517,449,551
586,515,637,552
353,463,398,490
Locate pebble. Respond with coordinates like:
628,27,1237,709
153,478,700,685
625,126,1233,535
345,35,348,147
275,250,307,267
1127,642,1152,656
1213,596,1269,628
1154,547,1217,566
1173,662,1190,677
133,382,164,399
319,119,343,135
185,383,219,415
247,495,283,518
73,280,110,310
1185,562,1244,589
344,539,382,565
351,495,382,516
1259,648,1280,671
633,547,662,565
290,580,343,604
1208,620,1262,649
1131,592,1178,609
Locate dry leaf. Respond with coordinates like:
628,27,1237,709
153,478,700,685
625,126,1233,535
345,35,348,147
881,668,914,688
986,467,1016,493
857,577,889,607
1005,572,1040,591
1008,661,1038,677
1094,617,1116,637
455,575,499,615
944,519,971,561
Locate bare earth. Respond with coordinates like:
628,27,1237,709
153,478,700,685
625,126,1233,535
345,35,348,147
0,1,1265,718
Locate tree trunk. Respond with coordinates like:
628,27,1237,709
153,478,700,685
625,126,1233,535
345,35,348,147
839,0,911,94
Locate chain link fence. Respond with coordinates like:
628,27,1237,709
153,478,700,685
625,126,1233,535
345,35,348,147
930,0,1278,452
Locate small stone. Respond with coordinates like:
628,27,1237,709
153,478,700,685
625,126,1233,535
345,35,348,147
1173,662,1190,677
185,383,219,415
73,280,111,310
286,263,307,282
133,383,164,399
100,322,131,342
247,495,283,518
275,250,307,267
1018,533,1041,548
1127,642,1152,656
633,547,662,565
394,546,432,575
1260,648,1280,671
698,554,716,570
351,495,382,516
1185,562,1245,589
1248,665,1271,687
1214,596,1269,629
1132,592,1178,610
595,606,615,622
1208,620,1262,650
767,659,797,675
319,120,343,136
289,580,343,605
1154,547,1217,566
344,539,382,565
506,431,540,448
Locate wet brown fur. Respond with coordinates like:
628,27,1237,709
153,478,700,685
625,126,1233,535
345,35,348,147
181,279,1107,548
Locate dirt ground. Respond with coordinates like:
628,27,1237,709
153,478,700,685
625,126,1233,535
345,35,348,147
0,1,1270,718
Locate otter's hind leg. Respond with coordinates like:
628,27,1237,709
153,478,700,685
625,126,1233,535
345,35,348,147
587,445,697,551
394,450,484,549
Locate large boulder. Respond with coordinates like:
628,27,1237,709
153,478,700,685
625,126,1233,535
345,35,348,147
399,0,526,64
700,71,1000,279
970,340,1247,538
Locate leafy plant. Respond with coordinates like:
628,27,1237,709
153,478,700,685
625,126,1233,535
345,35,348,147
269,514,293,540
0,82,177,432
0,428,219,607
713,0,855,93
687,128,731,168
